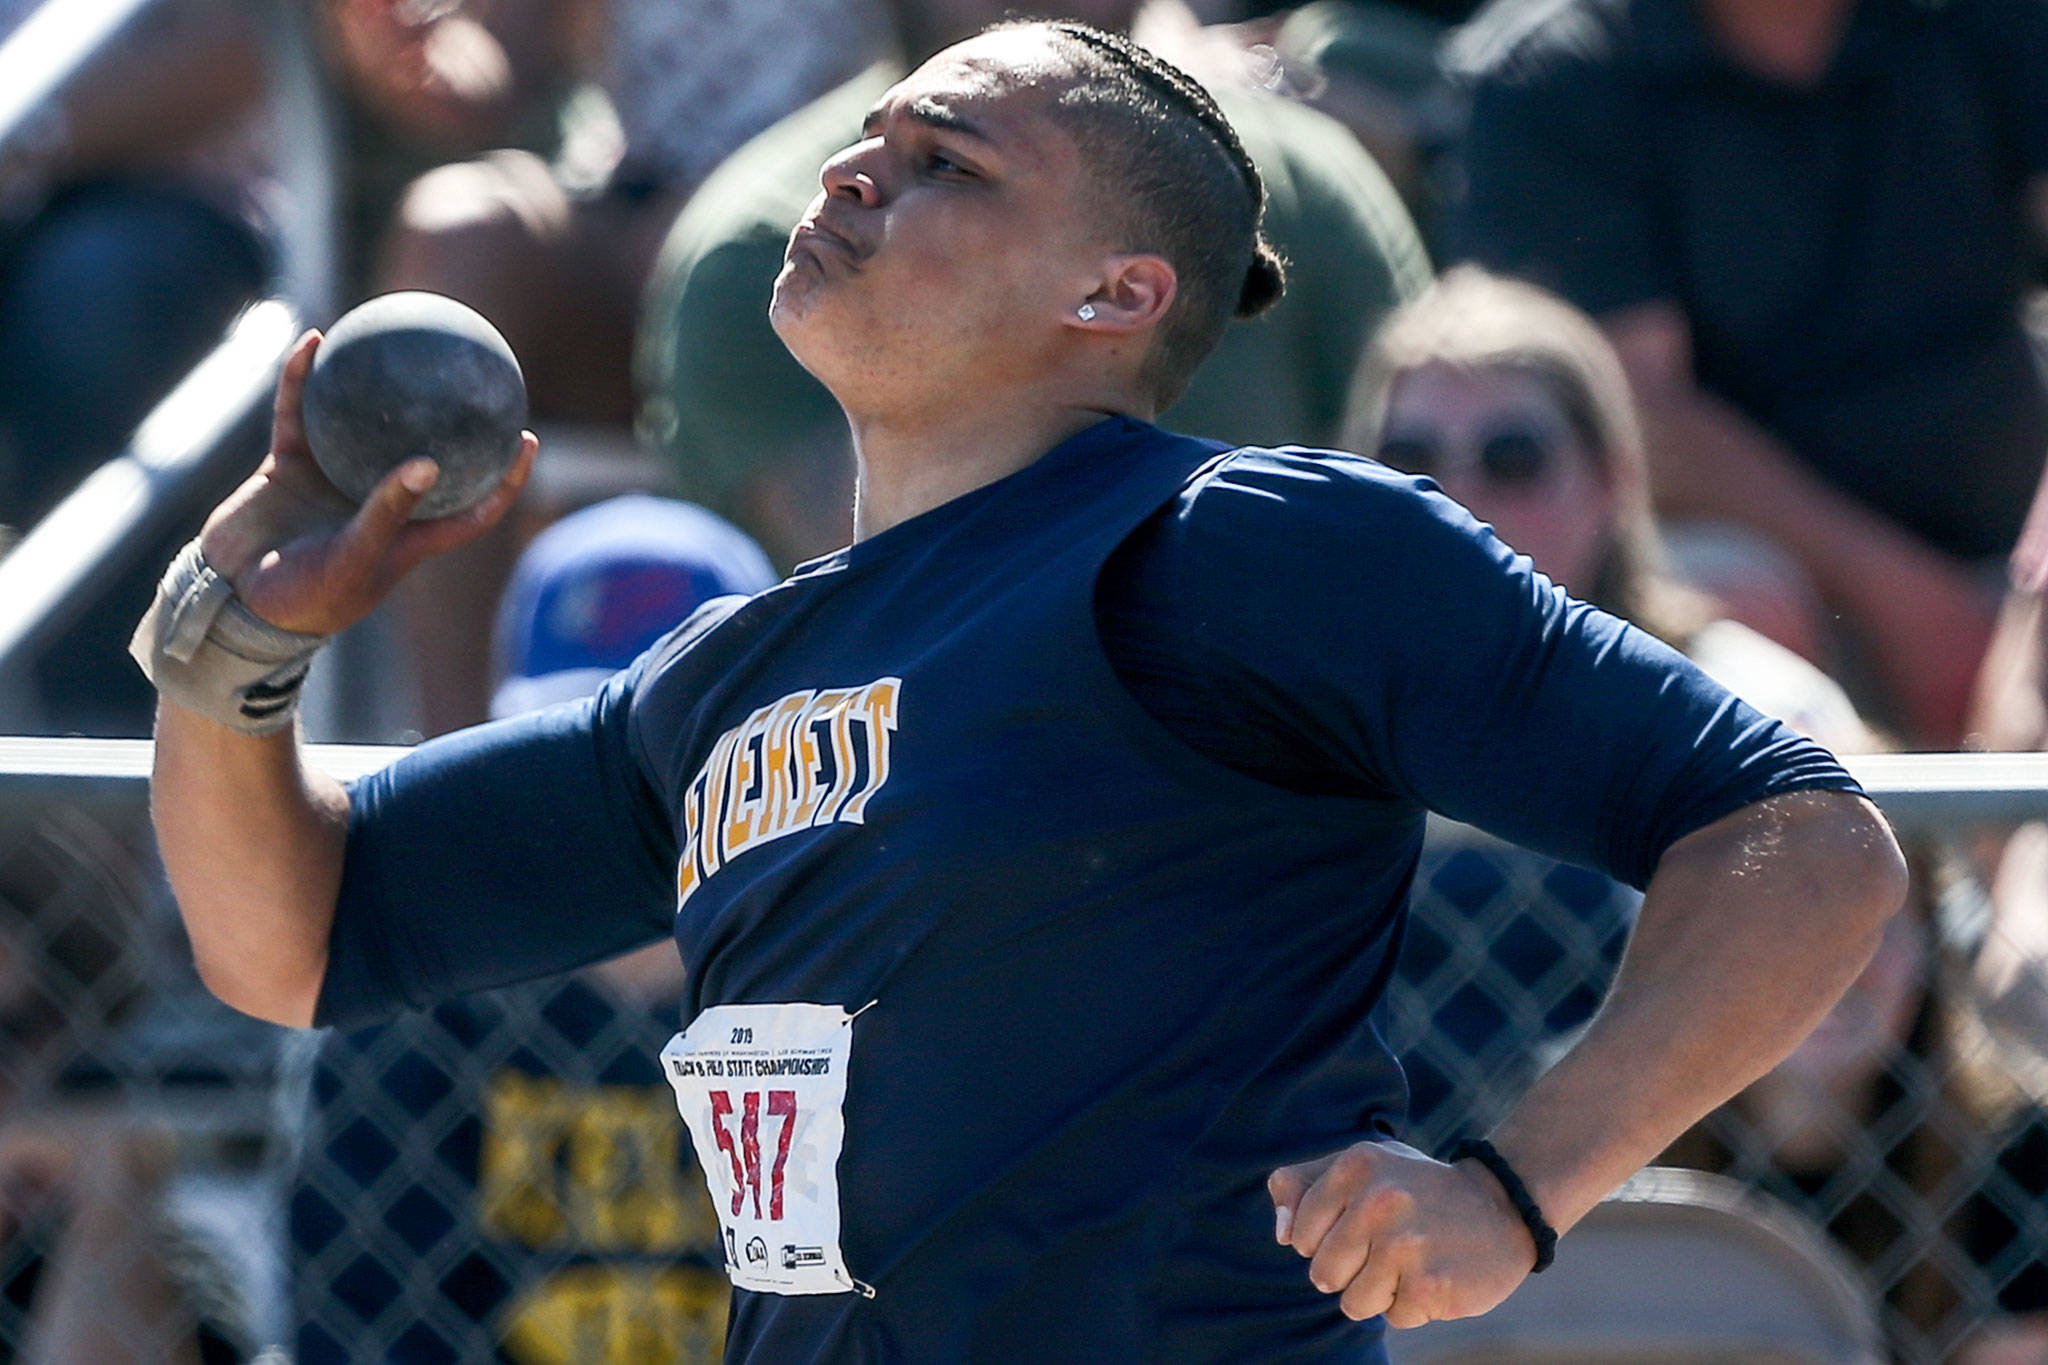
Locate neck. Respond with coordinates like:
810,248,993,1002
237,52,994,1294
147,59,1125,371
1699,0,1856,84
847,396,1134,540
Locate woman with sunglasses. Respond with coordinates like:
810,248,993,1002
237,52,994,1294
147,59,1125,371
1345,266,1869,749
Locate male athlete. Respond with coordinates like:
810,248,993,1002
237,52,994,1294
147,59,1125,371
139,21,1906,1363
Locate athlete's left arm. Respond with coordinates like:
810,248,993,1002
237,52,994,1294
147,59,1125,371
1163,455,1908,1325
1270,786,1903,1327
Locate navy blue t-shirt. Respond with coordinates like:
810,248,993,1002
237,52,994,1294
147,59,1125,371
320,419,1857,1363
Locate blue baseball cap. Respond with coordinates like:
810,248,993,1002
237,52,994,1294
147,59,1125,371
491,494,777,718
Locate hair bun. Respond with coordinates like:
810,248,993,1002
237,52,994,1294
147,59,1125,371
1236,239,1287,318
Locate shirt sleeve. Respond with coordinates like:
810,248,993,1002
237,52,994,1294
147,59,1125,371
314,661,677,1029
1135,450,1861,889
1448,53,1675,318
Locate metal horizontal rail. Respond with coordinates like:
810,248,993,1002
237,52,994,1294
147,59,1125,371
0,735,404,785
0,300,296,672
0,740,2045,827
0,0,161,160
1835,751,2048,830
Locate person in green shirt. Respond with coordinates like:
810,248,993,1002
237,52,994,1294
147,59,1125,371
635,0,1430,566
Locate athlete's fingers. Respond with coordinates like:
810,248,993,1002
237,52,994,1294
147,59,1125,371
1307,1205,1375,1296
463,430,537,530
332,458,439,589
388,431,535,574
1308,1181,1415,1290
1384,1270,1443,1331
1286,1144,1383,1258
1335,1237,1403,1322
270,330,323,468
1267,1163,1316,1245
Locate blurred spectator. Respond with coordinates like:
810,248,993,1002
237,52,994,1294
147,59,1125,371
0,0,268,531
1267,2,1461,242
317,0,582,300
0,811,252,1361
1447,0,2048,746
1343,267,1874,1141
1973,460,2048,754
290,495,774,1365
485,495,774,717
308,0,587,742
635,0,1431,571
0,0,271,735
368,0,886,735
370,0,887,425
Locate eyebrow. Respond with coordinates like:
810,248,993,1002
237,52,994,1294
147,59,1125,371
861,96,996,144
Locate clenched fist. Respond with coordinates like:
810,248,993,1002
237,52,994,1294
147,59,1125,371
1267,1138,1539,1329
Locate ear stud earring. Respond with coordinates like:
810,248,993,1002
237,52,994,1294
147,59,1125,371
1077,304,1097,321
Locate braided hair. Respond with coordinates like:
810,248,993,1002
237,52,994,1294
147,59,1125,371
1004,20,1288,406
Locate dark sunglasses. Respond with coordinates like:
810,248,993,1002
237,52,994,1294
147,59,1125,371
1376,429,1556,486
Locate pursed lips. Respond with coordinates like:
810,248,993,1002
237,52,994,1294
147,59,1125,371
791,218,865,267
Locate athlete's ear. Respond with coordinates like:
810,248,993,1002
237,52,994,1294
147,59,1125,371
1071,254,1177,336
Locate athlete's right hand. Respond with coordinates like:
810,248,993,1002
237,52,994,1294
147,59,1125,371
196,329,535,637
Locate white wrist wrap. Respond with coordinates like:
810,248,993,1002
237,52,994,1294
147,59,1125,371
128,539,327,735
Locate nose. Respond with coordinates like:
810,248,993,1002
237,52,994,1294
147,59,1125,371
820,139,884,207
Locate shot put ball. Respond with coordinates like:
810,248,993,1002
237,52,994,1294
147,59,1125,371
302,291,527,520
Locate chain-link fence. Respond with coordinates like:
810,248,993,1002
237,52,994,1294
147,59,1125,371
1388,815,2048,1365
2,742,2045,1363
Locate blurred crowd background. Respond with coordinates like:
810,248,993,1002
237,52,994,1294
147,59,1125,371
0,0,2043,1360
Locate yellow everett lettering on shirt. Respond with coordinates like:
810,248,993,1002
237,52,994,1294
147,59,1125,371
674,677,902,907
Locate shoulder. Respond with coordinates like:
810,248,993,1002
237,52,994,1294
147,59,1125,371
1446,0,1639,90
632,592,758,684
1159,444,1516,584
616,591,761,785
1179,444,1486,532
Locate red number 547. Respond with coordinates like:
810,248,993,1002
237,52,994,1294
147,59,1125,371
708,1089,798,1220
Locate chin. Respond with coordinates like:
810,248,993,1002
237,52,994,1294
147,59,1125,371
769,276,842,385
770,252,809,313
769,265,820,338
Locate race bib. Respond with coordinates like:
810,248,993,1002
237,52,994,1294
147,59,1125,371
660,1002,865,1296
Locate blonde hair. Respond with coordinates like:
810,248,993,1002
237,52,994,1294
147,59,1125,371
1343,266,1713,648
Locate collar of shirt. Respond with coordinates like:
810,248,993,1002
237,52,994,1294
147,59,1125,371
796,416,1154,579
